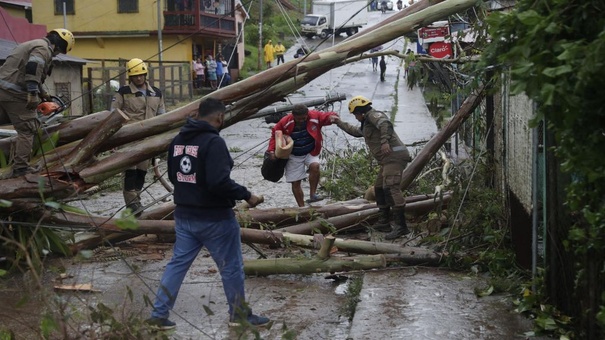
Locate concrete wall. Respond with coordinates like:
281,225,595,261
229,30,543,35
493,74,535,268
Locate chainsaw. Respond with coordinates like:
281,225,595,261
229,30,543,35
37,95,69,125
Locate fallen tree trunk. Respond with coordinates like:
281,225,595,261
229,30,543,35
243,254,387,276
240,228,441,264
401,83,487,190
276,194,451,235
0,0,478,198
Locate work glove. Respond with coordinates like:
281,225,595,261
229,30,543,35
39,91,51,102
246,194,264,208
26,92,41,110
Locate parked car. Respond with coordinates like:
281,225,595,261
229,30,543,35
377,0,393,11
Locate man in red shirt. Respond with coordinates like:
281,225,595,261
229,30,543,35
267,104,338,206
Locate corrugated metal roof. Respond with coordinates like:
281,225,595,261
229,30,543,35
0,0,32,8
0,38,89,64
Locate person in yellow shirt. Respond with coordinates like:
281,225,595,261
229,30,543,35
263,39,275,69
274,41,286,65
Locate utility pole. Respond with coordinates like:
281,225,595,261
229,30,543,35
62,1,67,28
157,0,165,87
257,0,263,71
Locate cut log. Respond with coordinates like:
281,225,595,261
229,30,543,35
240,228,441,264
244,254,387,276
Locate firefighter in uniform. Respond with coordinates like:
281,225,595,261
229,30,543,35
333,95,412,239
0,28,75,178
111,58,166,214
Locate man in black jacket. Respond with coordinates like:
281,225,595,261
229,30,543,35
147,98,270,330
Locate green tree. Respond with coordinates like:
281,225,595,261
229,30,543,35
481,1,605,337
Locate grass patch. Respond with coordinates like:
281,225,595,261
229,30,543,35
341,274,364,321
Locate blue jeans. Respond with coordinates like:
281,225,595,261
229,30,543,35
151,215,247,319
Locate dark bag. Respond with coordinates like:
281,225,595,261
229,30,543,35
261,152,288,182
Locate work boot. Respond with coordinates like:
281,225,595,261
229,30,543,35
372,207,391,231
384,207,410,240
123,190,143,217
10,166,37,178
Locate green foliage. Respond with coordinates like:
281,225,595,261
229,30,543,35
513,278,574,338
0,149,7,168
482,0,605,336
321,146,379,201
32,131,59,157
340,274,364,321
0,329,14,340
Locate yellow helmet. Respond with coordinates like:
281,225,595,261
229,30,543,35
348,95,372,113
126,58,148,77
50,28,75,53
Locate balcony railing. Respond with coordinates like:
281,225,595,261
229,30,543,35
163,0,236,37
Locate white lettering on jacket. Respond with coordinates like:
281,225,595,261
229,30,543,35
176,172,196,183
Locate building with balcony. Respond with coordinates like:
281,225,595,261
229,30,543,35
28,0,247,113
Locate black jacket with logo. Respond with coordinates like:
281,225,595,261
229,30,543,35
168,118,251,220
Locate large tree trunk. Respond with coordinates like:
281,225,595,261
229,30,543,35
240,228,441,264
0,0,478,198
243,254,387,276
400,83,486,190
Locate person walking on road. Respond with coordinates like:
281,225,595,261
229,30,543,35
112,58,166,215
332,96,412,240
274,41,286,65
0,28,75,178
379,56,387,82
371,55,379,72
267,104,338,207
147,98,269,330
264,39,275,69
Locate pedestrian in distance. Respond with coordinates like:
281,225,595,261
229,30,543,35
215,54,225,88
264,39,275,69
274,41,286,65
112,58,166,215
371,55,379,72
332,96,412,240
205,55,218,90
147,98,269,331
379,56,387,82
0,28,75,178
294,45,309,58
193,57,205,89
216,55,231,87
267,104,338,207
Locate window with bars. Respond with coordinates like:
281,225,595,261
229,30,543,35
118,0,138,13
54,0,75,15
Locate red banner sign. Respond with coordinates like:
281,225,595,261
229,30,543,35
418,26,449,40
429,42,452,59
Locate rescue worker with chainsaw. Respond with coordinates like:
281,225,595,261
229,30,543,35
111,58,166,215
0,28,75,178
332,96,412,240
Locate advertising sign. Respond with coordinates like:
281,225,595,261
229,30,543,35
428,42,452,59
418,22,450,44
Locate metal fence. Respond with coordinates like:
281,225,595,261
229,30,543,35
84,59,194,114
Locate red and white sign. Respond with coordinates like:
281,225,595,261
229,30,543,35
428,42,452,59
418,25,450,43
